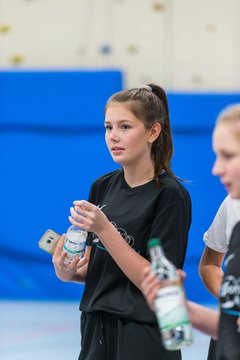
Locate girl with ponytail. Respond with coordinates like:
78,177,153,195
53,84,192,360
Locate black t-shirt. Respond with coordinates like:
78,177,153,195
80,169,192,323
217,221,240,360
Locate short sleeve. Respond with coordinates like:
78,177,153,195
203,198,228,253
149,189,191,269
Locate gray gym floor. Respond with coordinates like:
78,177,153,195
0,301,212,360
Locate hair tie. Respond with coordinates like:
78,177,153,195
140,85,152,92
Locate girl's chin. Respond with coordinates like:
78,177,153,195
228,189,240,199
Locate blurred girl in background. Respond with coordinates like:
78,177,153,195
141,104,240,360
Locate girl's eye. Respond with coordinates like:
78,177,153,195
121,124,131,130
105,125,112,131
221,152,235,160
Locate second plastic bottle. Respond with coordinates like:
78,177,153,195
148,238,193,350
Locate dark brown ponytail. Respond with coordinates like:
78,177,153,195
149,84,174,183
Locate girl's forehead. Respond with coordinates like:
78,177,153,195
213,123,240,152
214,122,239,139
105,104,139,121
217,120,240,136
106,102,131,113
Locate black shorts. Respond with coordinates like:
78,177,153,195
78,311,181,360
207,338,217,360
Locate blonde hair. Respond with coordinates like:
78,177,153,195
216,104,240,139
217,104,240,123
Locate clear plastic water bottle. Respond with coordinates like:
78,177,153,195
63,223,88,264
147,238,193,350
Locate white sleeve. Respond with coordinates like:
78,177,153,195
203,198,228,253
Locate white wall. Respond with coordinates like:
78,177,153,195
0,0,239,90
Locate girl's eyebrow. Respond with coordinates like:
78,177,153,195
104,119,132,124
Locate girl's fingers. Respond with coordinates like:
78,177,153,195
73,200,84,206
67,255,80,269
70,206,85,219
53,234,66,256
177,269,186,282
68,216,84,229
142,266,152,277
73,200,91,210
76,256,89,269
140,267,159,296
63,255,89,270
73,200,98,214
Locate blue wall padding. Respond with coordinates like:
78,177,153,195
168,93,240,129
0,70,122,128
0,70,122,301
0,70,239,304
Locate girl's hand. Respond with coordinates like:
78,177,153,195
140,266,160,311
52,234,89,282
69,200,110,234
177,269,187,284
140,266,187,311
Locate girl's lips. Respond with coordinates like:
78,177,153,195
111,149,124,154
111,147,124,150
111,147,124,153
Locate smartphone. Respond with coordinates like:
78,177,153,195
38,229,61,255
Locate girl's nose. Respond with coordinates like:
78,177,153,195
212,158,224,176
109,128,119,141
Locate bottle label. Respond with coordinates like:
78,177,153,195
63,243,85,254
155,285,190,331
63,230,87,262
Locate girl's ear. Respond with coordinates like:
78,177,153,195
148,123,161,143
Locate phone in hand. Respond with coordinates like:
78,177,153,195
38,229,61,255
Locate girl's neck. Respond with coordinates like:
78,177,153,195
123,165,155,188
